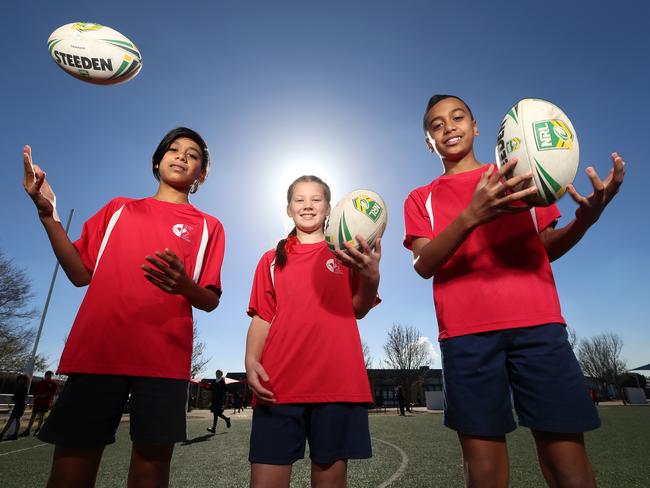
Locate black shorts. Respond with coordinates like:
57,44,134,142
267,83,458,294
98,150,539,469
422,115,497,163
37,374,188,447
441,323,600,436
249,403,372,465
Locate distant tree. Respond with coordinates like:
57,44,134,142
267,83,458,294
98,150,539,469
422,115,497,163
362,341,373,369
190,322,211,378
577,332,627,398
382,323,431,409
0,249,47,372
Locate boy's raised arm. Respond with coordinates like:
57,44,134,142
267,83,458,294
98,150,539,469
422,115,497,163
23,145,91,287
540,152,625,261
413,160,537,279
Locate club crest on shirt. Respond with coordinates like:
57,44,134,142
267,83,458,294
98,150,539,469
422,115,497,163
172,224,193,242
325,258,343,275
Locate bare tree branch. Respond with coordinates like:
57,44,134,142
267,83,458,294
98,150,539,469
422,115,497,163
362,341,373,369
191,321,212,378
577,332,627,396
0,249,47,373
382,323,431,408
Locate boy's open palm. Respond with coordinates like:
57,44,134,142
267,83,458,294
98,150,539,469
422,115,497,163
22,145,60,221
567,152,625,225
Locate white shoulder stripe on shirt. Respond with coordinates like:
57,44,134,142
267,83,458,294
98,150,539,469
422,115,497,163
94,205,125,274
425,192,434,230
530,208,539,233
192,218,209,283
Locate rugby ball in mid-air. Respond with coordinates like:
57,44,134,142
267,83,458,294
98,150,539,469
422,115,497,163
495,98,579,206
325,190,387,252
47,22,142,85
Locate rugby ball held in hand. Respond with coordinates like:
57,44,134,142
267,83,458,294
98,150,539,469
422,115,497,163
325,190,387,252
47,22,142,85
495,98,579,206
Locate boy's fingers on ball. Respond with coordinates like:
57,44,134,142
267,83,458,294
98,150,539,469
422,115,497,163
507,171,532,189
356,235,372,254
498,158,518,176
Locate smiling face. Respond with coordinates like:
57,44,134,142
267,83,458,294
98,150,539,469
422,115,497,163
156,137,206,192
287,181,331,236
423,97,479,165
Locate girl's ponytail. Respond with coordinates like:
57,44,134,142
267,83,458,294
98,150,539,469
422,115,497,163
274,227,297,269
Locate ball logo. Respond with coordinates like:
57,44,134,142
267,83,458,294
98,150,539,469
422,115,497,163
352,194,383,223
325,258,343,274
72,23,103,32
533,120,574,151
553,125,568,140
506,137,521,153
172,224,193,242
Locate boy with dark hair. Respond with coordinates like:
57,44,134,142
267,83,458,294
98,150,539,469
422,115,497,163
22,127,225,488
403,94,625,487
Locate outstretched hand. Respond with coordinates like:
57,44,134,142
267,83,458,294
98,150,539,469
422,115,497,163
334,236,381,282
465,159,538,227
22,145,60,221
567,152,625,225
142,248,193,294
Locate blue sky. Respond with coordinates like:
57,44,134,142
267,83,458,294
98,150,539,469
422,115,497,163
2,0,648,378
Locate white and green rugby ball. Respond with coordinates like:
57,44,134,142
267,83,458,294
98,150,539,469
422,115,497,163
495,98,579,206
47,22,142,85
325,190,387,252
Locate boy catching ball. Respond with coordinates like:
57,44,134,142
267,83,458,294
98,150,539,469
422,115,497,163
403,94,625,487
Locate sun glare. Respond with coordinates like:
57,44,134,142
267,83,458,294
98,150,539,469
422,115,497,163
263,145,346,234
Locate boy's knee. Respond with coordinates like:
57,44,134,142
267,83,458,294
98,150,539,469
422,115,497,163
464,458,508,487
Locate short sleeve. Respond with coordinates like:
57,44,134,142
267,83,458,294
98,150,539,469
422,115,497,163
197,219,226,294
73,198,129,274
534,204,561,233
247,252,277,323
403,189,434,250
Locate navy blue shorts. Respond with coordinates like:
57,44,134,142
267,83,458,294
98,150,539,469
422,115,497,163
249,403,372,465
440,323,600,437
37,374,188,447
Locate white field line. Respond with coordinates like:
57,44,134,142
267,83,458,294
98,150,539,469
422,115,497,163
0,443,48,457
373,437,409,488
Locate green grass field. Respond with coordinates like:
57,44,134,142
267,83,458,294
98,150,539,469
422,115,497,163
1,406,648,487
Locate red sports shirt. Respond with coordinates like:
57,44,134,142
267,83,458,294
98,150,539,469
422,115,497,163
32,379,57,409
248,240,373,404
58,197,225,379
403,165,565,340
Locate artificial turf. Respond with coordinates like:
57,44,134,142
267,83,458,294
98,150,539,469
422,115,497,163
0,406,648,487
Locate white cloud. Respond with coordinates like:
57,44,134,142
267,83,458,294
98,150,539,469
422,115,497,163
417,336,440,366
